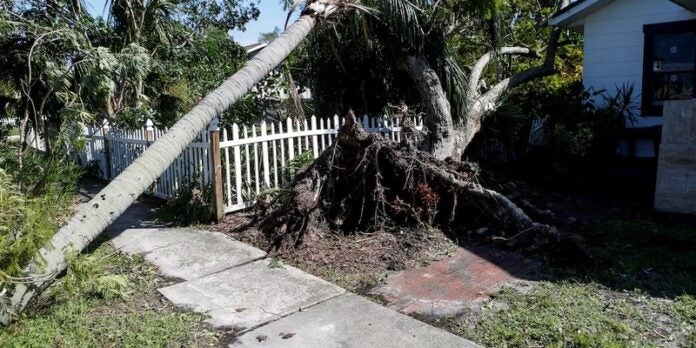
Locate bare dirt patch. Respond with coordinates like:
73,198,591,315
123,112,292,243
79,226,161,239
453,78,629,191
210,213,457,292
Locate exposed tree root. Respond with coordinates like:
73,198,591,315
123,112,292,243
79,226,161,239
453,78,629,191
251,112,585,260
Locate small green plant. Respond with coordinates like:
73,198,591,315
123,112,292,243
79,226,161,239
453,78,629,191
157,180,214,226
282,150,314,184
268,257,284,269
53,250,129,302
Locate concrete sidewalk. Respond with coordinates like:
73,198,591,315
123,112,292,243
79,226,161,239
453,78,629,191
85,181,479,347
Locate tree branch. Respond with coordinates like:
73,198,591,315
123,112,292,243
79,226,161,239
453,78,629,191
467,46,539,104
469,0,570,122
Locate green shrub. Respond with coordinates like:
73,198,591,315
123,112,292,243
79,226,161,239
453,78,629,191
283,150,314,184
476,81,639,171
0,146,81,285
157,181,214,226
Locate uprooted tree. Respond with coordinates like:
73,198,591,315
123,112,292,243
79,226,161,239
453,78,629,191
0,0,581,325
248,111,584,258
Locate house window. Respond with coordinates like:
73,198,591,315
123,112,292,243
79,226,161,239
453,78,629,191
642,20,696,116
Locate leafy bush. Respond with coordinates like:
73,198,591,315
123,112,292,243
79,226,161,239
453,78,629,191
548,84,637,167
0,146,81,285
157,181,214,226
283,150,314,184
473,81,639,171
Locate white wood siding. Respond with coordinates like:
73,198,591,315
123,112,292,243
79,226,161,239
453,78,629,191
582,0,696,121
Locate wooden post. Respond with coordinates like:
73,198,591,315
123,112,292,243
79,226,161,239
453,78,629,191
102,119,113,180
209,118,225,223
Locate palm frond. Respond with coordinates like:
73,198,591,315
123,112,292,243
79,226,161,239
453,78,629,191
361,0,426,50
436,53,469,122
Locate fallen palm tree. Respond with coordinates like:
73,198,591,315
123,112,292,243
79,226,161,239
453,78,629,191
0,0,341,325
0,0,580,324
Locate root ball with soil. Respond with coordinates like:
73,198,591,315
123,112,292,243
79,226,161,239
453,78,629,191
249,111,584,259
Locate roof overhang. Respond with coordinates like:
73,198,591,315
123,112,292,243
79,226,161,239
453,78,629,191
671,0,696,11
549,0,696,29
548,0,613,29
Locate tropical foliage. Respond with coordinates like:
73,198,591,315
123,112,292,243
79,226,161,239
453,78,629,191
0,145,81,283
292,0,581,158
0,0,260,154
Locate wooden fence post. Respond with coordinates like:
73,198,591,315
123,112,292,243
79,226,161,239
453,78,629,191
208,118,224,223
102,119,113,180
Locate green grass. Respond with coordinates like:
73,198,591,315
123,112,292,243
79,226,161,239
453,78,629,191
582,220,696,296
455,282,658,347
0,243,217,347
449,219,696,347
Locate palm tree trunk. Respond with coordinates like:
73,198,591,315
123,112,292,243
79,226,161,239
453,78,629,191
0,14,318,325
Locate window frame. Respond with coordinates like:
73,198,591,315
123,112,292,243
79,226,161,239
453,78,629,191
642,19,696,116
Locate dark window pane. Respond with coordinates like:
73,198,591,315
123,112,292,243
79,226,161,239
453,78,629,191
652,32,696,72
651,72,694,107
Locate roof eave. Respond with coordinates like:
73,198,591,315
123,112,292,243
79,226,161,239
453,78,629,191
549,0,608,28
550,0,696,28
670,0,696,11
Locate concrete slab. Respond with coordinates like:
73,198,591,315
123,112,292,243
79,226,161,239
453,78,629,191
105,200,168,235
110,227,199,254
158,259,345,331
231,293,480,348
144,230,266,280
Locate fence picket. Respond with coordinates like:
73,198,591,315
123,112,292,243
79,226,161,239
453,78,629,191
319,117,326,152
286,118,295,160
243,126,251,199
270,122,279,188
252,125,260,195
311,116,319,159
260,121,271,188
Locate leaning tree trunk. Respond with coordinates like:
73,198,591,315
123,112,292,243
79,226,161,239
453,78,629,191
405,55,458,161
0,13,321,325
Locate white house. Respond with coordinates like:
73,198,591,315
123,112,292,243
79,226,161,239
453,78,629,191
550,0,696,157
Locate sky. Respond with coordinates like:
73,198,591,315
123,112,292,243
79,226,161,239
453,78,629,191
83,0,293,46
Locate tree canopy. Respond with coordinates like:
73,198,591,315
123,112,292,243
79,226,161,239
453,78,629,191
294,0,581,157
0,0,262,156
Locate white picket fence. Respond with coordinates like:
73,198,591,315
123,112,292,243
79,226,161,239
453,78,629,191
79,115,423,214
1,118,17,127
81,120,213,200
